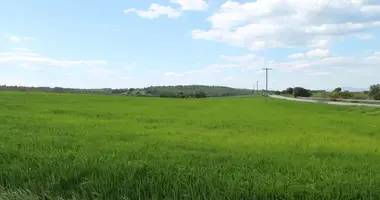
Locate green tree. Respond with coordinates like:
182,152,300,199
285,87,294,94
369,84,380,100
293,87,312,98
333,87,342,92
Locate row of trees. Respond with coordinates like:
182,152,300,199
277,87,312,98
276,84,380,100
0,85,253,98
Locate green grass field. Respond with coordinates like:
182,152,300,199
1,92,380,200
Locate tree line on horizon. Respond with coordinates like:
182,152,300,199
0,85,253,98
1,84,379,100
275,84,380,100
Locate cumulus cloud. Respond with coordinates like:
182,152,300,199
306,48,331,58
124,4,180,19
124,0,207,19
170,0,208,11
191,0,380,50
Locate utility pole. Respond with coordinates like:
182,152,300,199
262,68,272,95
256,81,259,92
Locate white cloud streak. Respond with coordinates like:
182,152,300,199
4,34,35,42
124,0,207,19
124,4,180,19
0,49,107,67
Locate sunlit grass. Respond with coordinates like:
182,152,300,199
1,92,380,199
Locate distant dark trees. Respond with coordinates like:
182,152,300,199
112,89,129,94
280,87,294,95
293,87,312,98
0,85,254,98
333,87,342,92
369,84,380,100
143,85,252,98
194,90,206,98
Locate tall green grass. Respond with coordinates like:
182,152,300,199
1,92,380,199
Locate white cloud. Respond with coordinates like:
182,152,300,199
288,49,331,59
308,39,330,49
124,0,207,19
4,34,35,42
288,53,304,59
170,0,208,11
306,48,331,58
124,4,180,19
0,49,107,67
191,0,380,50
124,8,136,14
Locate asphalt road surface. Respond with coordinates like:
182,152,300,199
269,95,380,108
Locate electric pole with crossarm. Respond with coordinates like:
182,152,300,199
262,68,272,95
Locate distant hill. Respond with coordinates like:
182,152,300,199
120,85,254,98
0,84,254,98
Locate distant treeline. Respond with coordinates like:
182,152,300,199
274,85,380,100
0,85,254,98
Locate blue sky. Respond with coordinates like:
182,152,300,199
1,0,380,90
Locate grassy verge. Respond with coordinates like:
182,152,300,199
1,92,380,199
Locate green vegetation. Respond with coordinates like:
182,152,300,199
292,87,312,98
278,85,380,102
0,85,253,98
1,92,380,199
370,84,380,100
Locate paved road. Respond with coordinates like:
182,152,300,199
269,95,380,107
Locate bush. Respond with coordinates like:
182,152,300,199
339,91,353,99
293,87,312,98
369,84,380,100
333,87,342,92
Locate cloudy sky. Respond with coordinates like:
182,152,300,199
1,0,379,90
